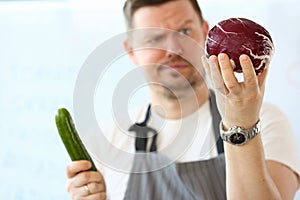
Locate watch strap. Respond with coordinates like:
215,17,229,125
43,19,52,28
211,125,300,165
220,119,261,145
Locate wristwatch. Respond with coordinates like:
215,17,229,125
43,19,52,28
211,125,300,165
220,119,261,146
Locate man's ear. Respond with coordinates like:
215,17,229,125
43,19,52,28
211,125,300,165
124,39,137,65
202,20,209,36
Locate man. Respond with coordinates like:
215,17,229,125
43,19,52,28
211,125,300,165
65,0,300,199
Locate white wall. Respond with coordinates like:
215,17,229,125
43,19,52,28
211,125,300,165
0,0,299,199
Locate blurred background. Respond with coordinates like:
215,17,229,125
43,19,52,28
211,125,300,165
0,0,299,199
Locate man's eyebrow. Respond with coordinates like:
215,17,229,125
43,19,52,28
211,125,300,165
178,19,194,28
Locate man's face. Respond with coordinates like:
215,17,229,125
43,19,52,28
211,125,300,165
125,0,209,98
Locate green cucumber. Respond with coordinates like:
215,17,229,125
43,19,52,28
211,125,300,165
55,108,97,171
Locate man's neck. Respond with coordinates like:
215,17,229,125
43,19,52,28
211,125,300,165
150,84,210,119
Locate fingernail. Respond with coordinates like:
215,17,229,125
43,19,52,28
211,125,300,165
209,55,216,62
240,54,248,61
219,53,228,61
86,161,92,168
209,56,215,65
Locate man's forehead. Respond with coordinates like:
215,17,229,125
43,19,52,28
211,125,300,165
132,2,198,29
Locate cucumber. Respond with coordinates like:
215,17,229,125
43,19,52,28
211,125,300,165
55,108,97,171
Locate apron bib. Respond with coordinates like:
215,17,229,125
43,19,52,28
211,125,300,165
124,91,226,200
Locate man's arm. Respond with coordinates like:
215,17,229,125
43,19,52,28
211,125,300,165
203,53,299,199
225,135,298,200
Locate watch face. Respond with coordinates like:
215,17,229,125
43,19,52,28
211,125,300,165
229,133,246,144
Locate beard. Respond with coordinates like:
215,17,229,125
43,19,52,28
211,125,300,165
158,72,200,100
156,56,204,100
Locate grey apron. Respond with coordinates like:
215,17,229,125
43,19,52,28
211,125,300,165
125,91,226,200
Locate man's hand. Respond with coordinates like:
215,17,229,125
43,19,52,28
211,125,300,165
202,53,268,129
66,160,107,200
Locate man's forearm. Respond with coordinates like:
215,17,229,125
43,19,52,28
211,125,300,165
225,134,282,200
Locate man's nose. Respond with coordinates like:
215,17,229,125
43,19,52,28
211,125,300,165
165,34,184,58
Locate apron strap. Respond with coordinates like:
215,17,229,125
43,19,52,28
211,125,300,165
128,105,158,152
209,90,224,154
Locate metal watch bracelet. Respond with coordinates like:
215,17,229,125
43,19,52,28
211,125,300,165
220,119,261,145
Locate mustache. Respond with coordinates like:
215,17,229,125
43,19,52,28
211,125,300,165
161,55,190,67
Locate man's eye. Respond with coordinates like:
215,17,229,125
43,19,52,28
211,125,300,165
146,35,162,44
179,29,190,35
152,36,161,42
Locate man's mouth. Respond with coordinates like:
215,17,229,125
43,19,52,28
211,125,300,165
169,63,189,70
160,62,189,71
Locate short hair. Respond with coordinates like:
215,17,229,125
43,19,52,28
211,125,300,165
123,0,204,29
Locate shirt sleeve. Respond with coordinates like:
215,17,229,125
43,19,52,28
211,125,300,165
260,103,300,185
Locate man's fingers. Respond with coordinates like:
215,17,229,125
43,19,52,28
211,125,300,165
218,53,240,93
69,186,107,200
201,55,211,77
66,170,106,199
78,182,106,197
66,160,92,178
85,192,107,200
257,67,269,88
209,55,227,94
87,181,106,193
72,171,104,188
240,54,258,89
